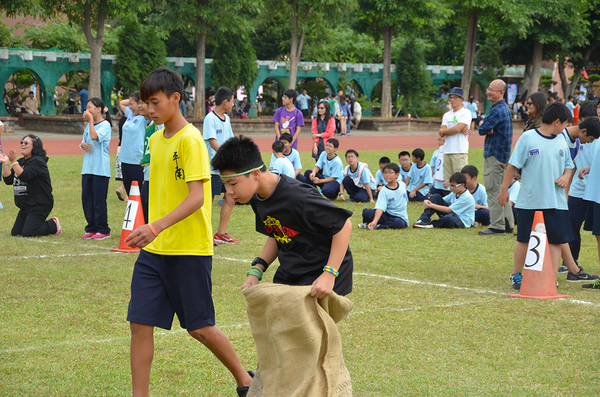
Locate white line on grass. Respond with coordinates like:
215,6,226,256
15,252,113,260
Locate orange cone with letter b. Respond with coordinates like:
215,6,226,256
111,181,144,253
507,211,570,299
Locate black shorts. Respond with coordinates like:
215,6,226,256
127,250,215,331
584,200,600,236
211,174,226,196
516,209,573,244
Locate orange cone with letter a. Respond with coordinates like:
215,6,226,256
507,211,570,299
111,181,144,253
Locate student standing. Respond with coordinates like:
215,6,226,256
125,68,253,397
118,92,146,195
272,89,304,150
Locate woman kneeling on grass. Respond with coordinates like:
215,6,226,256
0,135,61,237
80,98,112,240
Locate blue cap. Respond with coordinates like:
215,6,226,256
449,87,464,98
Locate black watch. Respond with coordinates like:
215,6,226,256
251,257,269,270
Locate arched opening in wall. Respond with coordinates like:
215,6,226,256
257,77,284,116
4,69,43,116
54,70,89,115
369,80,383,117
296,77,334,112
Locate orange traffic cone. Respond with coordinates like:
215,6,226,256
111,181,144,253
507,211,570,299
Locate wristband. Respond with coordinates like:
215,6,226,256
11,162,18,167
323,266,339,277
251,256,269,271
147,223,159,237
246,266,263,281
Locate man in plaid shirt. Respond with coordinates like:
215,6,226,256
477,79,514,236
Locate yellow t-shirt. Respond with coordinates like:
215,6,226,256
144,123,213,256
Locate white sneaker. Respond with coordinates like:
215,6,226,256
358,223,368,229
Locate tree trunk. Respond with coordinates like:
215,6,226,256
381,25,394,119
461,10,478,96
81,1,106,99
194,31,206,119
557,45,597,99
529,41,544,97
520,62,532,99
288,3,309,90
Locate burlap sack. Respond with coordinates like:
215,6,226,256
243,284,353,397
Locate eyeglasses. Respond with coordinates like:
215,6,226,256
346,156,357,159
20,141,30,145
383,171,396,175
487,88,502,93
318,107,325,110
450,183,462,188
525,101,533,105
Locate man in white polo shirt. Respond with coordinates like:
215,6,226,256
439,87,472,187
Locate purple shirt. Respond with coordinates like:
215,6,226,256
272,107,305,149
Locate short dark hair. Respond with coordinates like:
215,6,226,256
328,138,339,148
23,134,47,158
323,93,330,99
542,102,572,124
129,91,140,102
215,86,234,106
379,156,391,165
383,163,400,174
345,149,359,158
283,89,297,101
449,172,467,185
580,100,599,119
412,148,425,161
140,67,183,103
272,140,285,153
398,151,410,158
579,116,600,139
461,165,479,178
211,135,266,174
279,133,293,143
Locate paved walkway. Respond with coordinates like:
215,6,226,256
1,126,523,156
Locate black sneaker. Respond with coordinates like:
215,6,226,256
582,279,600,289
479,228,506,236
413,219,433,228
236,371,255,397
510,272,522,291
568,269,600,282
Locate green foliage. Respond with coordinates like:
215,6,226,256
473,34,505,89
0,20,27,47
540,74,557,89
394,38,434,110
23,21,88,52
113,15,167,96
210,31,258,91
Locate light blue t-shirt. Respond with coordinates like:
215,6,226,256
399,166,411,183
270,156,295,178
118,107,146,164
343,162,376,190
570,140,596,199
583,140,600,204
508,179,521,204
203,111,234,175
316,152,344,184
444,190,475,227
470,183,488,207
509,129,574,210
430,150,448,192
464,101,478,119
375,182,409,225
81,119,111,177
269,148,302,171
297,93,310,110
407,162,432,195
375,169,386,186
566,101,575,117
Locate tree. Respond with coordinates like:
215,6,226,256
210,31,258,91
394,37,433,112
36,0,145,99
24,21,89,53
150,0,260,119
356,0,450,118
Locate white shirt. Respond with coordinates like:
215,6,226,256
441,107,472,154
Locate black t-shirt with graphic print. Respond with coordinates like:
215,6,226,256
250,175,353,296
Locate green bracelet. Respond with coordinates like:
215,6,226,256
246,266,263,281
323,266,339,277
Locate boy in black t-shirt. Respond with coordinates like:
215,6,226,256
211,135,353,297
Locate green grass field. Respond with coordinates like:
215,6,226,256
1,148,600,396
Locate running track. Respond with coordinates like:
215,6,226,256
2,131,523,156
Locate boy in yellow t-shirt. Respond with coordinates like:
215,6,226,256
125,68,253,396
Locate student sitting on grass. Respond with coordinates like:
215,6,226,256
211,135,353,297
498,102,594,291
339,149,376,203
304,138,344,200
359,163,409,230
124,68,253,397
374,156,390,193
398,151,411,183
412,172,475,229
270,141,295,179
405,148,433,202
269,133,304,181
461,165,490,226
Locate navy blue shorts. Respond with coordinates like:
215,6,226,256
127,250,215,331
211,174,226,196
516,209,573,244
584,200,600,236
